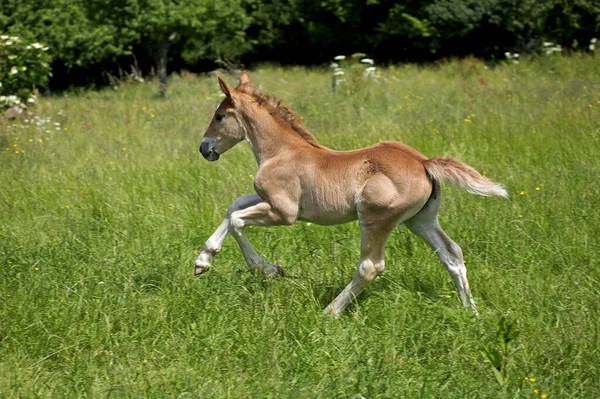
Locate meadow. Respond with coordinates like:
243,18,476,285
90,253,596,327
1,55,599,398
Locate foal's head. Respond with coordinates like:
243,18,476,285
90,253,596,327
199,71,253,161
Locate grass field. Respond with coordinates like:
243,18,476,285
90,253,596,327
1,55,599,398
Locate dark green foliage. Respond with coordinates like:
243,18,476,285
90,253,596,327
0,0,598,87
0,0,139,67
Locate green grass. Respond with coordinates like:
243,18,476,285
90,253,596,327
1,55,599,398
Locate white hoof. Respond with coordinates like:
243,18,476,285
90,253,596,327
194,259,210,275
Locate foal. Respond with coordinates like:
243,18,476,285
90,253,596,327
196,71,507,317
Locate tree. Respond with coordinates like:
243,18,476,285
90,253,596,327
138,0,251,98
0,0,139,68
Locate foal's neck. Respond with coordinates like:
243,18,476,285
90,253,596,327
246,114,312,166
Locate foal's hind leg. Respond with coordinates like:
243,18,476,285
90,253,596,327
404,198,478,315
324,220,396,317
195,194,262,275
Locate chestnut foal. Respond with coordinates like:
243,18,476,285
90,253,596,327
196,71,507,317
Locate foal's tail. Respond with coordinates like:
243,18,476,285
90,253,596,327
424,157,508,198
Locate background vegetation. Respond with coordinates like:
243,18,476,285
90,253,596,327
1,55,599,397
1,0,599,90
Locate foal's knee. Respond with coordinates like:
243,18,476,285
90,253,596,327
228,213,244,234
358,259,385,281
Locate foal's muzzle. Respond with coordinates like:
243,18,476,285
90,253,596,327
200,141,220,161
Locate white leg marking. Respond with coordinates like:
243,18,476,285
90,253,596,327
195,194,262,275
227,202,287,276
406,217,478,315
324,222,391,317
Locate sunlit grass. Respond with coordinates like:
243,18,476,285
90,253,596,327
1,55,599,397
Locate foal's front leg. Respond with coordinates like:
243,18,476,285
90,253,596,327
195,194,262,275
228,201,294,277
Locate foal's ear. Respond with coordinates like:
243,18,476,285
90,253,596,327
239,70,251,86
218,77,233,99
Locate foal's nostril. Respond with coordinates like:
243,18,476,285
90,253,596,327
200,141,210,156
200,141,220,161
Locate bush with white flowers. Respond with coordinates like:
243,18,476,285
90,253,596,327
0,34,52,112
330,53,380,93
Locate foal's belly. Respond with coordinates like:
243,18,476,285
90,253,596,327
296,201,358,225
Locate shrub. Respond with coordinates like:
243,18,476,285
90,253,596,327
0,34,52,111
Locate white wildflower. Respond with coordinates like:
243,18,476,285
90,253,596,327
0,35,8,40
333,70,345,76
5,41,13,46
329,62,339,69
363,66,377,78
360,58,374,64
334,55,346,61
10,66,18,74
513,53,519,58
21,66,27,71
591,38,597,44
27,98,35,103
504,52,511,58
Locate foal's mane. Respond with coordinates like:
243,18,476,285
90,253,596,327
236,83,322,148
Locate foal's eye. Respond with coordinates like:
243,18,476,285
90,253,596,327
215,113,224,122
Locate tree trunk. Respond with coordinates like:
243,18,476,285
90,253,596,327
158,39,169,98
157,33,178,98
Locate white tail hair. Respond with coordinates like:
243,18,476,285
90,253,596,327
424,156,508,198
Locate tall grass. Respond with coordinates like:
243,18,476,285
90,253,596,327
1,55,599,397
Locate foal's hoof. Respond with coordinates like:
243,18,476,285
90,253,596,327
323,305,342,319
262,264,283,278
194,260,210,275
